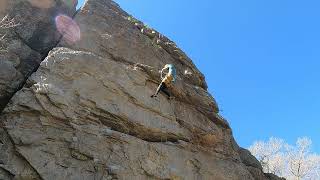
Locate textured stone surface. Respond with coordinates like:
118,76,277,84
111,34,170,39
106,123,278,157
1,47,250,180
59,0,209,92
0,127,41,179
0,0,76,111
239,147,263,170
0,0,285,179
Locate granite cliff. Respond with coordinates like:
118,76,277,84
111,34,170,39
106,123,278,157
0,0,284,179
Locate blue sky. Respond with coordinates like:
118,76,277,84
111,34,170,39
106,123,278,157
77,1,319,152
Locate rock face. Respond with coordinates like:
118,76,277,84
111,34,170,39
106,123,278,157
0,0,284,180
0,0,76,111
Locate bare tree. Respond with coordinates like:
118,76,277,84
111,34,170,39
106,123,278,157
249,137,287,176
286,138,320,180
249,137,320,180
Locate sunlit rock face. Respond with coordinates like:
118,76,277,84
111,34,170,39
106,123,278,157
0,0,285,180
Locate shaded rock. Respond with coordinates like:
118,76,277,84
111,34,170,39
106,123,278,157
0,0,76,111
265,173,286,180
239,148,286,180
0,0,76,53
239,147,263,170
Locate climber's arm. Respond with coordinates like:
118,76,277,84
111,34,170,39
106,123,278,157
160,67,168,79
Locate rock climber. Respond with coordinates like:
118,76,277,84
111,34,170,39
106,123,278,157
151,64,176,99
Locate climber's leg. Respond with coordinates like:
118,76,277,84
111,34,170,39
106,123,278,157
151,82,165,98
151,82,170,98
151,82,171,99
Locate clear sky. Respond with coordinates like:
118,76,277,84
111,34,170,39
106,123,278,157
77,0,319,152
